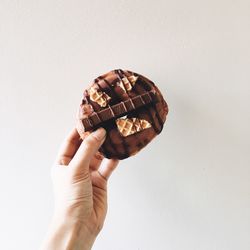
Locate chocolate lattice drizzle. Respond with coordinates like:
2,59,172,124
77,69,168,159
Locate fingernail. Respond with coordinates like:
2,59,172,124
92,128,106,141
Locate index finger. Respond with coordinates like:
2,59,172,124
55,128,82,165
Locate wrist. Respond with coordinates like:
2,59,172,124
42,216,97,250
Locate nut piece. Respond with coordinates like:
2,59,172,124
88,86,111,107
116,116,151,137
118,75,138,92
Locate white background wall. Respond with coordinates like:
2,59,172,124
0,0,249,249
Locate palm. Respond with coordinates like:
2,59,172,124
54,128,118,234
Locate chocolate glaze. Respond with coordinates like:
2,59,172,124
76,69,168,160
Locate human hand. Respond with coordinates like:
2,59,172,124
42,127,119,250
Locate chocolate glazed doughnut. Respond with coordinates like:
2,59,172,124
76,69,168,160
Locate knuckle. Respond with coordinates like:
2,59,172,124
84,134,98,147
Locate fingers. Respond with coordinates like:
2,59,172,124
90,151,105,172
70,128,106,173
55,128,82,165
98,158,119,181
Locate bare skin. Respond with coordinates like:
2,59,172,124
41,128,119,250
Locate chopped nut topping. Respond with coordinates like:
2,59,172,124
116,116,151,137
88,86,111,107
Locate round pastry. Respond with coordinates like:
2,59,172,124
76,69,168,160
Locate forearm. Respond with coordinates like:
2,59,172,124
41,217,96,250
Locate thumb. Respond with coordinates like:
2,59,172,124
70,128,106,172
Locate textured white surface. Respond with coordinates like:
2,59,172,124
0,0,250,249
